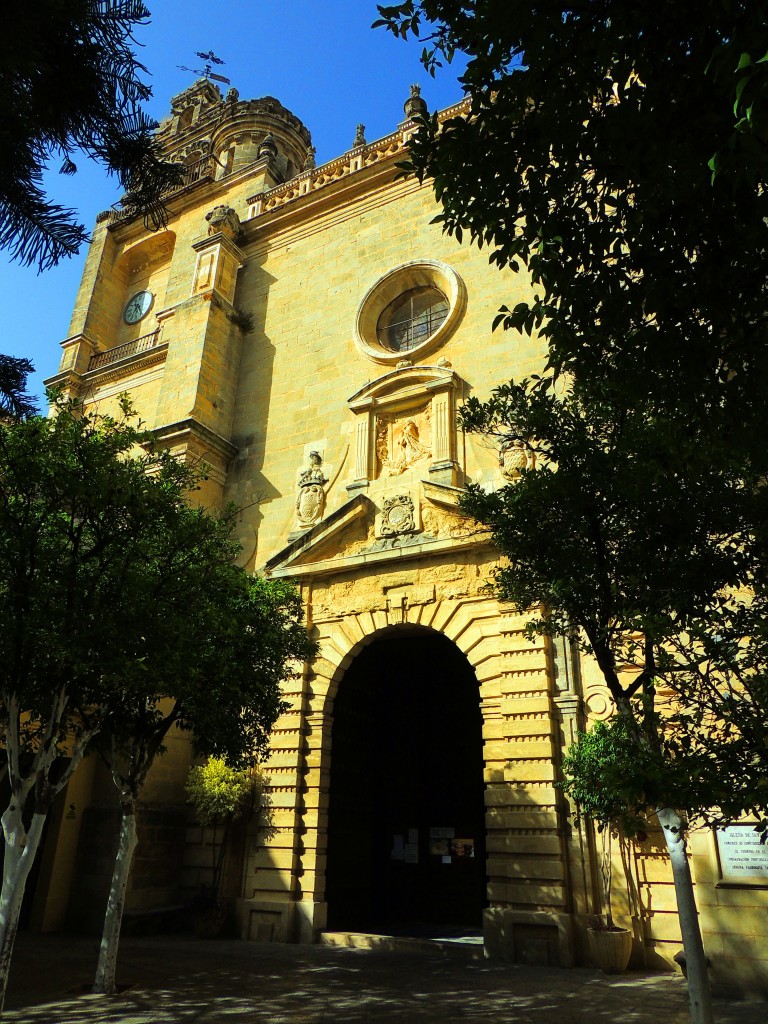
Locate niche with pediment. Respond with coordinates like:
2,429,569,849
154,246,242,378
347,364,460,490
105,230,176,351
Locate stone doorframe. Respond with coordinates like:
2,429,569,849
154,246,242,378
282,593,582,964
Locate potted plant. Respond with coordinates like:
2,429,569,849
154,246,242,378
186,757,259,937
561,719,649,973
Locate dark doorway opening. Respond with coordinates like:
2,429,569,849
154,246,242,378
325,629,486,935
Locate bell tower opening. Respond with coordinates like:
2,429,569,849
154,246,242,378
325,628,486,936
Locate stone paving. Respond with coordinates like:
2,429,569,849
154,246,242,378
5,933,766,1024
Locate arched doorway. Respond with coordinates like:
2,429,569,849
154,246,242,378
325,627,486,936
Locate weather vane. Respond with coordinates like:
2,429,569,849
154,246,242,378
178,51,230,86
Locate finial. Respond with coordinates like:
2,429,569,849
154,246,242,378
258,133,278,160
353,124,367,148
303,146,316,171
404,83,428,121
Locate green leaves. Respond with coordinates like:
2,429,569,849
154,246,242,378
380,2,768,454
186,758,257,826
561,720,653,837
0,398,314,782
0,2,182,268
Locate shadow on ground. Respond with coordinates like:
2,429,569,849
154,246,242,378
4,934,764,1024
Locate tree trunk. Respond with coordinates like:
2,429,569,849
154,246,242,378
656,807,714,1024
92,800,138,996
0,810,47,1014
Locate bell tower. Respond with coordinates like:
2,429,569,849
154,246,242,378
46,80,313,508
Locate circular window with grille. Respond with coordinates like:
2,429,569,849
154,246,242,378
376,286,449,354
354,260,465,364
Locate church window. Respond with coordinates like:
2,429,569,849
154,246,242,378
376,287,449,353
354,259,465,365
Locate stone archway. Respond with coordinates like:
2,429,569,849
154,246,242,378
246,594,577,961
324,626,486,935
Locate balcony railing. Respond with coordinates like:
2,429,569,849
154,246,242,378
89,329,163,371
165,155,216,195
97,155,218,224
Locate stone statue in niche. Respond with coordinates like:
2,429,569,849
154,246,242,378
205,204,241,241
499,437,536,482
380,494,416,536
376,408,432,477
295,451,328,529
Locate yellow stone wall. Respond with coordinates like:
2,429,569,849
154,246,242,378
40,85,768,995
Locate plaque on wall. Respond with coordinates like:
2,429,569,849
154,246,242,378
716,825,768,881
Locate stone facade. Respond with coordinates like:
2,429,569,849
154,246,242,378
37,80,768,995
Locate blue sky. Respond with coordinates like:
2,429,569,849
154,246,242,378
3,2,467,408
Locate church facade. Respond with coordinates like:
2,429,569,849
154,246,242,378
40,80,768,994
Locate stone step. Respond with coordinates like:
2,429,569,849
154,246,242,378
318,930,486,959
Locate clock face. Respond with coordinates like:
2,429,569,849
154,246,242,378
123,290,154,325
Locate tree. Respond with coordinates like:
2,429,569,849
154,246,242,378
1,3,181,271
375,5,768,1019
459,378,763,1023
185,757,263,924
560,719,650,932
0,399,310,1012
375,2,768,469
92,570,313,994
0,356,36,421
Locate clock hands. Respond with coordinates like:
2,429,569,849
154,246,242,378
124,291,153,324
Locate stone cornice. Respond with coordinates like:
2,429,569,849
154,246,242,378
100,98,469,246
150,418,238,464
81,343,168,387
266,532,490,581
244,99,469,225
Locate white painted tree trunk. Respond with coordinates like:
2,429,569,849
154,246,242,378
656,807,714,1024
92,802,138,996
0,810,47,1014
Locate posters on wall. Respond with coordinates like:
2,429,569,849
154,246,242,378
389,826,476,863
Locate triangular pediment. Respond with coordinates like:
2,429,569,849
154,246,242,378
263,480,484,581
263,493,375,578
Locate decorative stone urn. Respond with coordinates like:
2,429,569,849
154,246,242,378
205,204,241,241
587,927,633,974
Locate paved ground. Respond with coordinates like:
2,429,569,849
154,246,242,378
4,933,766,1024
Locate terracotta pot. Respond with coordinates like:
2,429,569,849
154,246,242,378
587,927,633,974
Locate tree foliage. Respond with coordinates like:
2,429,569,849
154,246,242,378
379,0,768,829
376,1,768,466
0,2,181,270
376,6,768,1014
0,356,36,421
0,398,311,1007
461,379,761,704
186,758,257,827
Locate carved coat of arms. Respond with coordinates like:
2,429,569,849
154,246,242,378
295,451,327,529
380,494,416,536
499,438,536,482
